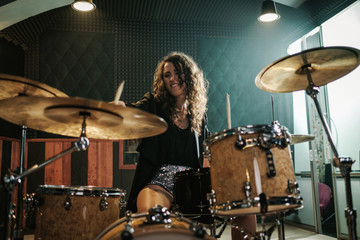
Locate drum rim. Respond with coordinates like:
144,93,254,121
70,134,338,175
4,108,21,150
36,185,125,196
213,196,303,214
204,124,274,145
95,213,196,240
174,167,210,177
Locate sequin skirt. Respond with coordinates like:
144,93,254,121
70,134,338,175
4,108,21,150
148,164,189,195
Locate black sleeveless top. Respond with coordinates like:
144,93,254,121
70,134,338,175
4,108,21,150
157,120,199,168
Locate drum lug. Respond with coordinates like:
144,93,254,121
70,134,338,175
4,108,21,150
119,192,127,208
99,196,109,211
288,179,301,197
203,144,211,161
146,205,172,224
265,149,276,177
64,197,71,211
235,134,246,149
207,189,217,214
243,181,252,207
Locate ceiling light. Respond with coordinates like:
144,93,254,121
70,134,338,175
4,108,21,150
71,0,96,12
258,0,280,22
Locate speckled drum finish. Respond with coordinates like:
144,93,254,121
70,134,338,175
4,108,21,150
205,125,302,216
34,185,126,240
96,213,215,240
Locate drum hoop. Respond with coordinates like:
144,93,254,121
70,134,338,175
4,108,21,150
205,124,273,145
214,196,303,213
95,213,192,240
174,167,210,178
36,185,125,196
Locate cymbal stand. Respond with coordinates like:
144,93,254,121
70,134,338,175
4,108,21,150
1,116,90,240
12,126,27,240
303,65,357,239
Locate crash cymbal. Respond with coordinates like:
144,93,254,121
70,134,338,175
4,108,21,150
0,73,68,99
0,96,167,139
290,134,315,144
255,46,360,93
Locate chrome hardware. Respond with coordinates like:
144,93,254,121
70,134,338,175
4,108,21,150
99,197,108,211
207,189,216,214
203,144,211,160
119,192,127,208
243,181,252,207
146,205,172,224
288,179,301,198
64,197,71,211
189,221,207,238
265,149,276,177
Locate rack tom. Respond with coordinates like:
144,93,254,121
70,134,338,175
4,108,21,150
204,124,302,216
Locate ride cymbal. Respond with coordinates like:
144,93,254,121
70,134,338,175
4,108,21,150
0,96,167,139
255,46,360,93
0,73,68,99
290,134,315,144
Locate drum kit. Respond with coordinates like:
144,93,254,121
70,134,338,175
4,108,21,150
0,45,359,240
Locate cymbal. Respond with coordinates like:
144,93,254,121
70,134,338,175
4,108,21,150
255,46,360,93
290,134,315,144
0,73,68,99
0,96,167,140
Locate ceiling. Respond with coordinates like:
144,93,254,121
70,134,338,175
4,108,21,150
0,0,355,33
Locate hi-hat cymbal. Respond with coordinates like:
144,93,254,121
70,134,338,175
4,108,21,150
255,46,360,93
0,96,167,140
290,134,315,144
0,73,68,99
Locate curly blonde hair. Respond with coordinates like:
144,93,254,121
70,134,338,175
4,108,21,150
153,52,208,135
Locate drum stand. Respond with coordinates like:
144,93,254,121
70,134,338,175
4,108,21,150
1,117,90,240
231,210,296,240
304,66,357,239
11,125,27,240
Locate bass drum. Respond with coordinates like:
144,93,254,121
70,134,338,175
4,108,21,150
34,185,126,240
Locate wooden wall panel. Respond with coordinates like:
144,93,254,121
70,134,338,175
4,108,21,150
88,140,113,187
44,141,71,185
11,141,20,203
1,138,131,190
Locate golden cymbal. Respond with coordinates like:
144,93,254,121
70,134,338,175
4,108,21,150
290,134,315,144
255,46,360,93
0,73,68,99
0,96,167,140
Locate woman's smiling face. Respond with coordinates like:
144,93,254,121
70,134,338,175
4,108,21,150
163,62,186,98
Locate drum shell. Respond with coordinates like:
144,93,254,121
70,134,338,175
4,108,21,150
34,185,126,240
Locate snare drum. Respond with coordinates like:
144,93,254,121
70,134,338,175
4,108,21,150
173,168,213,223
34,185,126,240
204,124,302,216
96,206,215,240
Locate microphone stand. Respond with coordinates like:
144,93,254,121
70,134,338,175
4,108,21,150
1,117,90,240
303,64,357,240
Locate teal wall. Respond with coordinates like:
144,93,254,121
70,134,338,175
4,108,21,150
197,37,293,133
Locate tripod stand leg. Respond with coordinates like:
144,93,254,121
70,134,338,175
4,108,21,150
277,218,285,240
342,166,357,240
2,184,14,240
